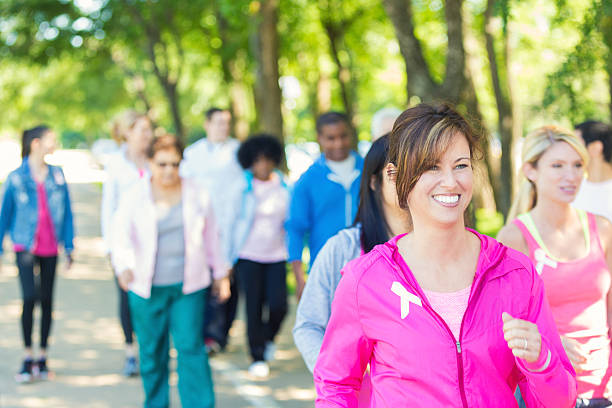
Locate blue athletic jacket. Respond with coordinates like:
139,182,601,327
286,152,362,267
0,159,74,255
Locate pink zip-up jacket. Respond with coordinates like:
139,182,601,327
314,231,576,408
111,177,229,299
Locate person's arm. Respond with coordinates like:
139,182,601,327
100,167,118,253
0,179,15,257
110,192,137,285
286,178,310,300
202,190,231,302
313,262,372,407
60,170,75,256
595,215,612,399
293,234,348,372
514,265,577,408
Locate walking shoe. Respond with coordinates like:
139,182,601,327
35,357,51,380
15,358,34,384
263,341,276,362
123,356,139,377
204,338,221,355
248,361,270,379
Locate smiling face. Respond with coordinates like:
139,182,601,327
524,141,584,205
406,132,473,228
317,121,352,162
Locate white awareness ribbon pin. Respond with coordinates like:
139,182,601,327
391,282,422,319
534,248,557,275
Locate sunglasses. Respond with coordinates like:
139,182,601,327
154,161,180,168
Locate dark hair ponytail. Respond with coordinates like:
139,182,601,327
21,125,50,158
354,134,392,253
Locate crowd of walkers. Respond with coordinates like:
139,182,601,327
0,103,611,408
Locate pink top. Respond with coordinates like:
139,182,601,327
424,285,472,340
238,175,289,263
15,182,58,255
514,211,612,399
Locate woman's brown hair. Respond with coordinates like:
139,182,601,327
388,103,482,210
147,133,184,159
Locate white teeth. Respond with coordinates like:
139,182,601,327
433,195,459,204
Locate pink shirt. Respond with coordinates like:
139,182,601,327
514,210,612,399
238,175,289,263
424,285,472,340
15,182,58,255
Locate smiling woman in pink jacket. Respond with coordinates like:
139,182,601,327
313,104,576,407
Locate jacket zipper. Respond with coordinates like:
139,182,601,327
403,272,488,408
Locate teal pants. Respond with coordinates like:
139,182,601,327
129,285,214,408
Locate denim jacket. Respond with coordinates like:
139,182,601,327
0,159,75,255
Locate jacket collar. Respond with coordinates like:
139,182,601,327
314,151,362,174
375,229,511,291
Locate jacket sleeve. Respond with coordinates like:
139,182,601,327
61,171,75,253
100,169,118,253
313,262,372,407
293,234,347,373
0,179,15,255
203,194,229,280
517,268,577,408
286,175,310,262
110,193,136,276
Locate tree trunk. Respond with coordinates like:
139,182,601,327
322,20,357,145
163,81,184,140
484,0,515,218
253,0,283,141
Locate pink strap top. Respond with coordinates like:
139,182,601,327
513,210,612,398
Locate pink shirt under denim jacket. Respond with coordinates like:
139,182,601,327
314,230,577,408
110,177,229,299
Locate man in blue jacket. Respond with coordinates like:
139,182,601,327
287,112,363,300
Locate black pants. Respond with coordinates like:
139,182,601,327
16,252,57,349
202,274,239,349
114,276,134,345
235,259,287,362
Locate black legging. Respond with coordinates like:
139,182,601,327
16,252,58,349
114,276,134,345
235,259,287,362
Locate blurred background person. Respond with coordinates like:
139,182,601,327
499,126,612,408
370,107,401,141
573,120,612,222
286,111,363,300
293,134,411,405
230,134,290,378
111,134,230,408
101,110,153,377
0,125,74,383
180,107,242,353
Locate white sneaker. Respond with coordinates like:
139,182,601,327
263,342,276,361
248,361,270,378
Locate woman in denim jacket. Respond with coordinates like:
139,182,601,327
0,125,74,383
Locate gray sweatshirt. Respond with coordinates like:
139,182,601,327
292,226,361,373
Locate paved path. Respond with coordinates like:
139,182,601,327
0,183,316,408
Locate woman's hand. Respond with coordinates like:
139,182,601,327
212,275,231,303
560,335,589,372
502,312,542,363
118,269,134,291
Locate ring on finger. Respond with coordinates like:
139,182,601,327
522,338,528,350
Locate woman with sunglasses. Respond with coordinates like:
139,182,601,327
111,134,231,408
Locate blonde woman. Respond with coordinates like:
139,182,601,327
101,110,153,376
498,126,612,408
